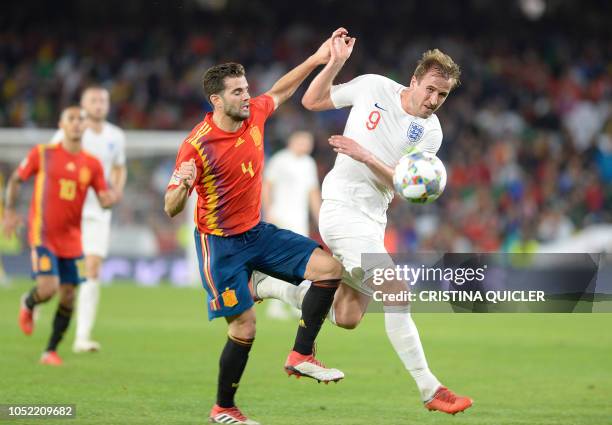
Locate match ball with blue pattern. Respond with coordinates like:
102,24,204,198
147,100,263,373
393,151,447,204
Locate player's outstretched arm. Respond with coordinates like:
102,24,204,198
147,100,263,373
164,159,196,218
302,30,356,111
110,164,127,201
265,27,349,110
328,135,394,188
2,170,24,238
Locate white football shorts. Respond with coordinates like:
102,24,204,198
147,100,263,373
81,216,111,258
319,199,395,296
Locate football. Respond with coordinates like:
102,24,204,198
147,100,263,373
393,150,447,203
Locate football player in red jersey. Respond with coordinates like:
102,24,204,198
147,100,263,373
2,106,117,366
165,29,353,425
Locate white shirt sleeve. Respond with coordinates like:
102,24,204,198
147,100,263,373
49,129,63,143
114,128,127,166
330,74,379,109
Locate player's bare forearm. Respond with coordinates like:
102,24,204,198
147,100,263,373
4,171,22,211
110,165,127,198
266,55,321,109
363,155,394,189
2,171,23,237
164,185,189,218
165,158,196,217
302,60,344,111
303,29,355,111
329,135,394,188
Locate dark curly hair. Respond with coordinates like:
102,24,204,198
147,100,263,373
202,63,246,104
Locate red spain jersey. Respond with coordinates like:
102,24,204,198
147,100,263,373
17,143,107,258
168,94,275,236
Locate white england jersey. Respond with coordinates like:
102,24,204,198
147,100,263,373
326,74,443,221
265,149,319,236
51,122,126,221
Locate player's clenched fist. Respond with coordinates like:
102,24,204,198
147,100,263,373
330,30,355,65
178,158,197,188
312,27,354,65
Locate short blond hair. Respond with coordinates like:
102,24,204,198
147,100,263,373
414,49,461,89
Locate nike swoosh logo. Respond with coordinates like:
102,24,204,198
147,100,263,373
374,103,387,111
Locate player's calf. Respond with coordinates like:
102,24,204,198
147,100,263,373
329,283,370,330
332,307,363,329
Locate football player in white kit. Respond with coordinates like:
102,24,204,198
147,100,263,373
262,130,321,319
255,30,473,414
51,86,127,353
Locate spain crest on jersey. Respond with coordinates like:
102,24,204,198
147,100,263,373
407,122,425,144
249,126,263,150
79,167,91,187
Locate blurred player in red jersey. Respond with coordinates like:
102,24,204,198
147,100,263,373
51,86,127,354
165,29,349,425
2,106,117,366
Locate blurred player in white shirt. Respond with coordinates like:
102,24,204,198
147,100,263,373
255,29,473,414
51,86,127,353
261,131,321,319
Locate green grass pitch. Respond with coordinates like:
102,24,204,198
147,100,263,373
1,279,611,425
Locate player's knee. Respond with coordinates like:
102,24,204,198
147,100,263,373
59,288,76,307
304,249,343,282
329,258,343,279
87,267,100,280
86,256,102,280
36,280,58,301
229,311,257,340
317,257,343,281
37,288,55,302
233,323,256,340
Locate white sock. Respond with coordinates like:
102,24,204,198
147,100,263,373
384,306,441,401
258,278,338,325
76,279,100,342
265,299,291,320
257,277,311,310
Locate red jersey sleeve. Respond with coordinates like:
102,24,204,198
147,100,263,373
90,158,108,194
167,142,202,195
17,146,41,181
250,94,275,119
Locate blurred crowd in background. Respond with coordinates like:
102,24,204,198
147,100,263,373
1,0,611,256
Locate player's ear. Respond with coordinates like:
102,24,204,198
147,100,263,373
409,76,417,87
210,93,223,109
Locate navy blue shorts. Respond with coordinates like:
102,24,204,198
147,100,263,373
194,222,320,320
31,246,85,285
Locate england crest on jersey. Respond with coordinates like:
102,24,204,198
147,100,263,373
407,122,424,144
